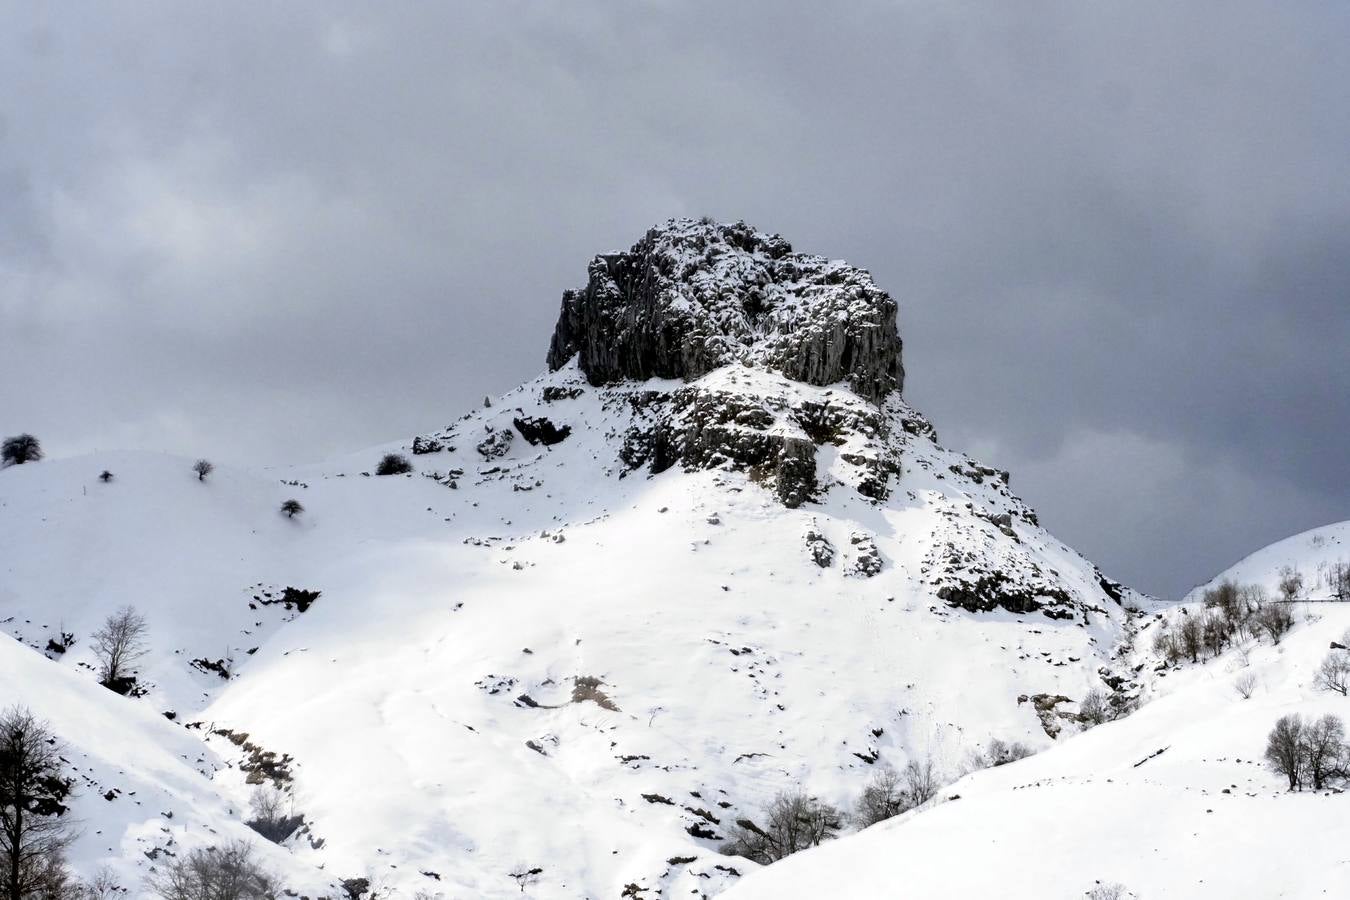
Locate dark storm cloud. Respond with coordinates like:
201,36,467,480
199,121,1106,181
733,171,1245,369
1,1,1346,596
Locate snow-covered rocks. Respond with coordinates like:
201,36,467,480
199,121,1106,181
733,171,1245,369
547,218,904,402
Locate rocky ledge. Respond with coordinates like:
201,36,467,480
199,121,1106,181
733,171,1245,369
547,218,904,403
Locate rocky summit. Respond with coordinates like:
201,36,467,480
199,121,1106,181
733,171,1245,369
547,218,905,403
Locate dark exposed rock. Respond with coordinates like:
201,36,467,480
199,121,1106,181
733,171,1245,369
411,436,443,455
513,416,572,446
541,385,584,403
804,523,836,568
476,428,514,460
547,219,904,403
846,532,883,578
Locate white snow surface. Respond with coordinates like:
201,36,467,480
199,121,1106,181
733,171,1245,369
2,360,1171,898
723,520,1350,900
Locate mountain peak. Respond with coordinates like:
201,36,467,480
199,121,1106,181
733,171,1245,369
547,218,904,403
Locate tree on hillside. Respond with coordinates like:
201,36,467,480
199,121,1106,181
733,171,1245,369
1315,651,1350,696
1277,566,1303,603
148,841,276,900
1302,714,1346,790
98,470,114,483
0,706,77,900
1,435,42,466
279,499,304,519
1265,714,1306,791
192,459,214,482
722,792,842,865
92,606,149,693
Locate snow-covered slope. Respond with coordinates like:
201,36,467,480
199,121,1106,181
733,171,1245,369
3,219,1149,897
724,520,1350,900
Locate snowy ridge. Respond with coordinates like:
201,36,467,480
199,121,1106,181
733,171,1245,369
724,520,1350,899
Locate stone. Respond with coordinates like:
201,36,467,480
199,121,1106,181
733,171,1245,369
547,218,904,403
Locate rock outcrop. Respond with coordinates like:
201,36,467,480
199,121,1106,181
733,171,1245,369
547,218,904,403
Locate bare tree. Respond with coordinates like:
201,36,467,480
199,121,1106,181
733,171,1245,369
193,459,214,482
852,768,905,827
1278,566,1304,603
1314,651,1350,696
1151,624,1181,665
1253,602,1294,643
0,707,77,900
148,841,276,900
279,499,304,519
1079,689,1110,727
722,792,842,864
1331,561,1350,603
92,606,149,692
1177,614,1204,663
77,866,121,899
901,756,941,807
1,435,42,466
97,471,114,484
1301,714,1346,790
1265,714,1305,791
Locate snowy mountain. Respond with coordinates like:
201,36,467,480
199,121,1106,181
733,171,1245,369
723,521,1350,900
4,218,1185,898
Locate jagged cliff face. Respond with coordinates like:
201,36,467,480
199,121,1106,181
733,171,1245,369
545,219,914,511
547,219,905,403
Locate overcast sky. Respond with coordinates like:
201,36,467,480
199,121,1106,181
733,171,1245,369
2,2,1346,597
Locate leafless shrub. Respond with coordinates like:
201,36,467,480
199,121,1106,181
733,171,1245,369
246,785,303,844
722,792,842,864
92,606,149,691
148,840,275,900
965,737,1034,773
192,459,214,482
1085,884,1128,900
1233,671,1258,699
76,866,122,899
279,499,304,519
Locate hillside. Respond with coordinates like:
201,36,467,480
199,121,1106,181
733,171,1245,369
5,220,1150,897
723,520,1350,899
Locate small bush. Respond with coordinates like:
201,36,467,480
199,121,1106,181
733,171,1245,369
1,433,42,465
1233,671,1258,699
246,785,304,844
375,453,412,476
148,841,275,900
98,470,114,483
722,792,842,864
280,499,304,519
966,737,1034,773
193,459,215,481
